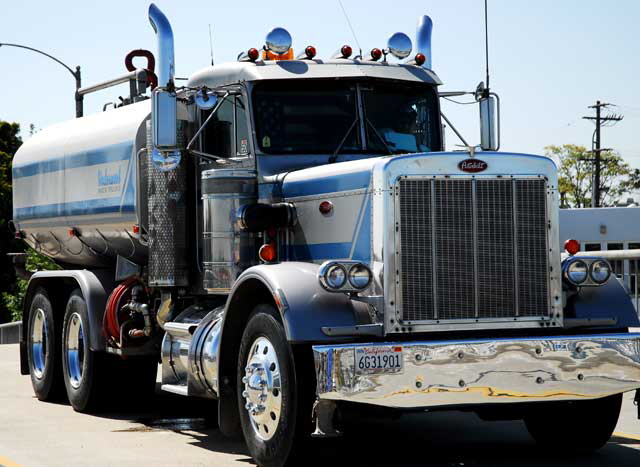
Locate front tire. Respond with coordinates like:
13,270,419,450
524,393,622,452
237,304,313,467
27,288,64,401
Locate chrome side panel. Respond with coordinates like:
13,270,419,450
314,333,640,409
228,263,368,343
22,270,114,351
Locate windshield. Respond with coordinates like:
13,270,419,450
252,79,440,155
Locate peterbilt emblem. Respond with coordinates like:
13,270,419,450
458,159,488,173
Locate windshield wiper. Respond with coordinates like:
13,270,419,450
365,119,394,156
328,117,359,164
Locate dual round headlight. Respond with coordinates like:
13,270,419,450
564,258,611,286
320,262,372,291
590,259,611,284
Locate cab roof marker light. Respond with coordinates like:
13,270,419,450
237,48,260,62
295,45,317,60
332,45,352,59
415,15,433,69
367,48,382,62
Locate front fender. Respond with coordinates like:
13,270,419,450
570,277,640,328
229,262,367,343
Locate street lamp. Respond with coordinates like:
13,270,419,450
0,42,83,117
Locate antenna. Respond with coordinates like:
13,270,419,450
337,0,362,57
208,24,214,66
484,0,490,92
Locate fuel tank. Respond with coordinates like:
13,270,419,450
12,101,151,266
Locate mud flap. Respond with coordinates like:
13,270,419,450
20,340,29,375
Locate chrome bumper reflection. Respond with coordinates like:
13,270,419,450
313,333,640,408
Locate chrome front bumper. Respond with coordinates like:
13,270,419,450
312,333,640,409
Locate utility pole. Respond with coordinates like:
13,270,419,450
582,101,623,207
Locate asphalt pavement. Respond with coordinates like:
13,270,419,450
1,343,639,467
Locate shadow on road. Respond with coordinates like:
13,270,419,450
86,384,640,467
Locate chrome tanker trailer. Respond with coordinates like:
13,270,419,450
11,4,640,466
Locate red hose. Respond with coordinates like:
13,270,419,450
103,277,138,343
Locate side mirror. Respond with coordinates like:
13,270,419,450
152,88,177,150
479,94,500,151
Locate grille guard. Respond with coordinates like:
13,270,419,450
313,333,640,409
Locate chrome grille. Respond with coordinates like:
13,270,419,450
397,177,549,322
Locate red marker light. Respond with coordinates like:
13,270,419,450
319,201,333,215
305,46,317,59
564,239,581,255
414,53,426,66
68,228,76,237
370,48,382,61
341,45,352,58
248,48,260,61
259,243,277,263
133,225,140,234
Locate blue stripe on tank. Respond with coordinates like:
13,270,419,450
12,141,133,179
282,171,370,198
14,196,136,220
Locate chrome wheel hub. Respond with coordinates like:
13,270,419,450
66,312,85,389
31,308,47,379
242,336,282,440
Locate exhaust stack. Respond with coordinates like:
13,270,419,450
148,3,175,88
416,15,433,69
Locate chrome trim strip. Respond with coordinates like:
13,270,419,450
512,178,519,316
313,333,640,409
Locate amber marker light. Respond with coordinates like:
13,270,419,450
564,239,581,255
259,243,277,263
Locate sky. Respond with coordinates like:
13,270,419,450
1,0,639,171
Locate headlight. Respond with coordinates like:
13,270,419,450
348,263,372,289
590,260,611,284
319,261,372,292
324,264,347,289
566,260,588,285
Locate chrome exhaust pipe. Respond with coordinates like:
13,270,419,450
416,15,433,69
148,3,175,88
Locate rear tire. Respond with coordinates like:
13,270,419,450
524,393,622,452
62,289,105,412
237,304,315,467
27,288,65,401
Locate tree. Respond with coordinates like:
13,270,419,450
546,144,632,208
0,121,58,322
0,121,23,323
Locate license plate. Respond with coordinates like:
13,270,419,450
355,346,403,375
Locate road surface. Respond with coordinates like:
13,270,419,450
1,343,639,466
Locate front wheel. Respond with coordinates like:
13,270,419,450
237,305,313,467
524,393,622,452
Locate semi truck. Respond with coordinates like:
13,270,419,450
11,4,640,466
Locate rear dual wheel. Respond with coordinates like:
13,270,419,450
61,289,157,412
27,289,64,401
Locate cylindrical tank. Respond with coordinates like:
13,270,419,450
201,168,257,293
11,101,151,266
